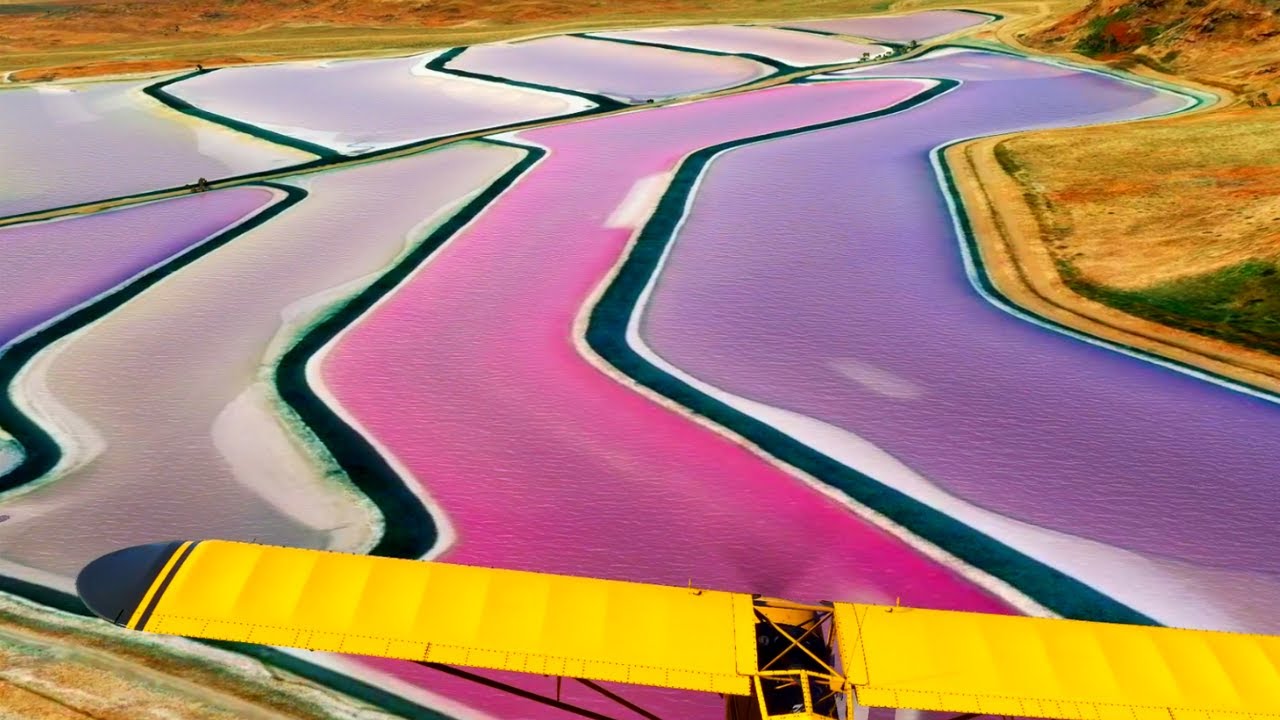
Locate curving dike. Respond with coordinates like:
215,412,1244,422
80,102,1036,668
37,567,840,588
1,11,1268,720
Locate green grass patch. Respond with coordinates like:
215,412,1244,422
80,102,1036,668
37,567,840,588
0,3,73,14
1062,259,1280,355
993,142,1021,175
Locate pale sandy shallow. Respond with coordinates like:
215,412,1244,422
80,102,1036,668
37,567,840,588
0,444,16,476
0,80,311,218
0,142,523,586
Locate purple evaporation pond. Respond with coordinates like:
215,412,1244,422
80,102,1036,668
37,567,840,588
447,35,770,103
781,9,989,41
0,188,276,348
641,50,1279,580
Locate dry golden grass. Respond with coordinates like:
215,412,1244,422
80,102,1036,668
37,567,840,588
992,0,1280,290
0,599,391,720
978,102,1280,370
947,0,1280,369
995,107,1280,290
950,128,1280,393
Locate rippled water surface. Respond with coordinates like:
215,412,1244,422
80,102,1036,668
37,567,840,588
0,188,273,347
640,50,1280,631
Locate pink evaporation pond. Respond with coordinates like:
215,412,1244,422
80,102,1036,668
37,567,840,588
780,9,990,41
447,35,772,103
323,78,1010,720
597,25,889,66
165,55,588,154
0,83,306,218
0,187,276,349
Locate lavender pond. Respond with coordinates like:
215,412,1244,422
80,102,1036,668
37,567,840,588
596,25,890,66
165,54,592,155
780,9,991,41
0,188,276,350
447,35,772,103
0,81,309,218
636,49,1280,633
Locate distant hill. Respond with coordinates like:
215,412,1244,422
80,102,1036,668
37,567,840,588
1028,0,1280,105
0,0,897,83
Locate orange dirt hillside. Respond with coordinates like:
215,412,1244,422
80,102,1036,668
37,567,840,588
1026,0,1280,104
0,0,909,81
0,0,582,47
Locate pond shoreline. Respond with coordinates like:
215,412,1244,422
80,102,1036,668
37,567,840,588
943,3,1280,398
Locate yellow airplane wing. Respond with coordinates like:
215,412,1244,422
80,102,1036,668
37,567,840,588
834,602,1280,720
75,539,756,696
78,540,1280,720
